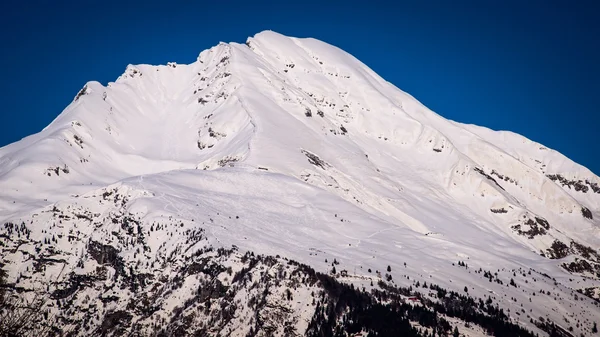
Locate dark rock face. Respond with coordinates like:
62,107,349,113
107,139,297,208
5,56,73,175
580,287,600,302
534,217,550,230
582,206,593,220
511,216,550,239
541,239,600,278
571,241,600,263
474,167,505,191
74,85,88,102
52,273,102,300
88,241,124,276
546,240,570,259
490,208,508,214
490,170,518,186
301,149,329,169
563,259,595,275
97,310,132,336
547,174,600,194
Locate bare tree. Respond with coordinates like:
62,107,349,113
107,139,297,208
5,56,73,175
0,266,61,337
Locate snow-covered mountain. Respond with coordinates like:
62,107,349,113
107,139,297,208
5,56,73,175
1,31,599,336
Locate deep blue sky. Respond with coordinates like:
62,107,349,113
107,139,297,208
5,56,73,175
1,0,598,174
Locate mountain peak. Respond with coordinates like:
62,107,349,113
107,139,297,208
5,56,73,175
1,31,599,336
249,29,290,41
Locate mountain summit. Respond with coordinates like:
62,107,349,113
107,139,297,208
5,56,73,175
1,31,599,336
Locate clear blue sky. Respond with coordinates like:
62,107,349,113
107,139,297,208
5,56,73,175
1,0,598,174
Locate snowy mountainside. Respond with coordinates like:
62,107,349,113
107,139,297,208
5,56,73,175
1,30,599,336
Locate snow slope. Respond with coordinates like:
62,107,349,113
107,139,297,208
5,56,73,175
1,31,599,336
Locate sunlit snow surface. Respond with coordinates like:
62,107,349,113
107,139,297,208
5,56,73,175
1,31,599,335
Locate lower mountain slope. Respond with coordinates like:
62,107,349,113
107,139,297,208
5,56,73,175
2,169,599,336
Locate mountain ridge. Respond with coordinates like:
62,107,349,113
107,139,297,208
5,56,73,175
1,30,599,336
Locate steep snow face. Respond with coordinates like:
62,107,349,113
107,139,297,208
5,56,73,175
236,31,600,254
1,30,600,336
